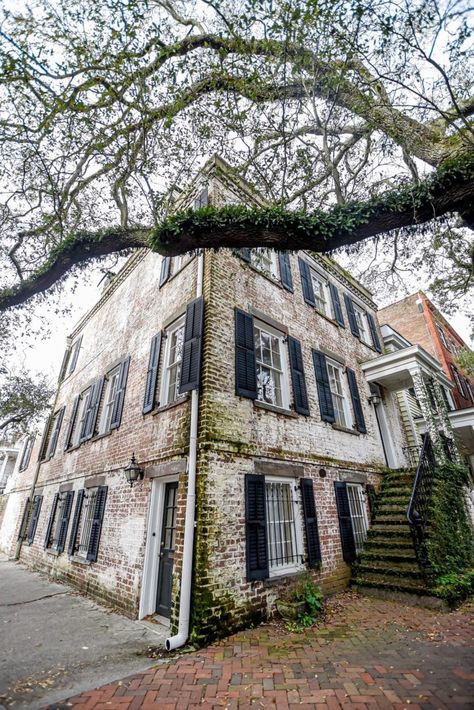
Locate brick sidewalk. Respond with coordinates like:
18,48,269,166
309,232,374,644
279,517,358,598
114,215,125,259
47,593,474,709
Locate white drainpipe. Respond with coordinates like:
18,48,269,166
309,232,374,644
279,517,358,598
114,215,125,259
166,250,204,651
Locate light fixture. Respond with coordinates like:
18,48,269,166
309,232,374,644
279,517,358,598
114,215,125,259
124,453,144,487
368,393,382,406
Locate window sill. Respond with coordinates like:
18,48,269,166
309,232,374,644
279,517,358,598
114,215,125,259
314,308,341,328
254,400,298,418
45,548,61,557
166,255,196,284
263,566,308,587
331,423,360,436
69,555,92,565
151,394,190,416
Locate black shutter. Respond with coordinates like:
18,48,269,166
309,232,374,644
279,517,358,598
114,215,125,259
367,312,382,352
56,491,74,553
366,483,377,523
87,486,108,562
27,496,42,545
245,474,268,581
68,490,84,556
143,333,162,413
18,497,30,540
329,284,345,326
300,479,322,567
235,248,252,263
110,357,130,430
278,252,293,292
44,493,59,548
344,294,360,337
347,368,367,433
64,395,80,450
48,407,65,459
298,257,315,306
82,378,104,440
179,296,204,393
69,335,82,374
235,309,257,399
312,350,335,423
159,257,171,287
334,481,357,563
288,337,309,415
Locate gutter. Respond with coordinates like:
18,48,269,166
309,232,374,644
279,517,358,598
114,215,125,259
166,249,203,651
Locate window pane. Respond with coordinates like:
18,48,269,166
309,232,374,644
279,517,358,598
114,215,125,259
347,484,368,554
254,326,285,408
77,488,97,557
265,481,300,570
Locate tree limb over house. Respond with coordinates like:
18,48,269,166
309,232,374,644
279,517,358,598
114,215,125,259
0,0,472,315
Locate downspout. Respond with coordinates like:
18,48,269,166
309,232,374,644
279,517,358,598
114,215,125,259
166,249,204,651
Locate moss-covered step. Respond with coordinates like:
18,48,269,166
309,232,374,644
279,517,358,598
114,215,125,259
355,560,423,578
353,572,428,595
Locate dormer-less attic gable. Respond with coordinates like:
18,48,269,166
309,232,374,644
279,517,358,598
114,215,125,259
173,154,268,211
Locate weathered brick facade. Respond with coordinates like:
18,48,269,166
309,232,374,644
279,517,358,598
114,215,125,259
0,158,410,643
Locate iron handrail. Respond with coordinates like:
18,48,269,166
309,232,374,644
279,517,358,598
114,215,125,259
407,434,436,569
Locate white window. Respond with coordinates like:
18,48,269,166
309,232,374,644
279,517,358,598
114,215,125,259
161,316,185,405
310,269,331,317
75,487,98,559
352,304,371,345
265,478,304,576
254,322,290,409
327,361,352,428
67,337,82,376
99,365,121,434
251,248,279,279
436,323,450,350
72,387,92,445
19,436,34,472
346,483,369,554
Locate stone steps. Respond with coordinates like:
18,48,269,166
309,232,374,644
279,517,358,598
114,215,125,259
351,468,433,599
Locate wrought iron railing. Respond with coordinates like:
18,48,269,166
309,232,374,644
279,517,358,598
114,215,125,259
406,435,437,569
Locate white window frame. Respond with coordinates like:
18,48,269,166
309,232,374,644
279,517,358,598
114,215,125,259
310,268,331,318
71,387,93,446
46,411,61,459
326,360,352,428
346,483,369,554
67,338,81,376
265,476,305,578
19,436,34,472
352,303,371,345
251,248,279,280
98,365,121,434
160,315,186,406
436,323,450,350
75,487,98,559
254,321,290,410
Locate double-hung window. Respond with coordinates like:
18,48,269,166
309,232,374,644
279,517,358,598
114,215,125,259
252,248,279,280
310,270,331,318
161,316,185,405
352,303,371,345
254,323,290,409
69,486,108,562
265,477,304,576
313,350,367,433
245,475,321,581
73,387,93,445
99,365,121,434
326,361,352,428
19,436,34,472
334,481,369,561
346,483,369,554
44,491,74,553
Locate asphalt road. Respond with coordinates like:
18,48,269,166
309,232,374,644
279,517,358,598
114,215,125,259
0,556,167,709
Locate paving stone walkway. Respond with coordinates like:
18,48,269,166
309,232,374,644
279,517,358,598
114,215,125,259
47,592,474,710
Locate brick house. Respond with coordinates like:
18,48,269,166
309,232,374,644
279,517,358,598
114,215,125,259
0,157,459,646
379,293,474,411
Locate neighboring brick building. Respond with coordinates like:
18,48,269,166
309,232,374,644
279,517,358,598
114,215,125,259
379,293,474,410
1,157,447,646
